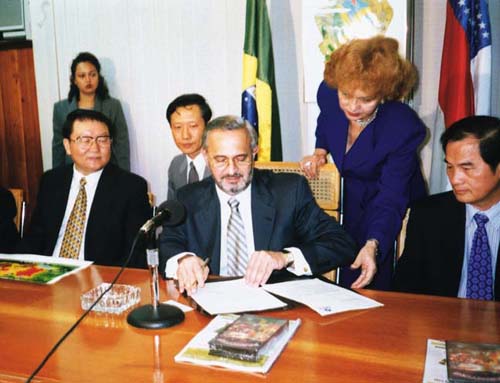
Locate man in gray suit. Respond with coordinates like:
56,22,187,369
166,94,212,200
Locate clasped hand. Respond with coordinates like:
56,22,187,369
176,250,289,296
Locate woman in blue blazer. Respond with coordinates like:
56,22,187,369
52,52,130,170
301,36,427,290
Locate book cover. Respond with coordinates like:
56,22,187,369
0,254,92,284
446,340,500,382
208,314,288,362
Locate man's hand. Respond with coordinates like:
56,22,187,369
176,255,209,296
350,241,378,289
245,250,289,287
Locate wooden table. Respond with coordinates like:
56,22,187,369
0,266,498,382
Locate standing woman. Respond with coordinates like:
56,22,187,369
301,36,427,290
52,52,130,170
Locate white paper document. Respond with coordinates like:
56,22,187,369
190,278,287,315
422,339,448,383
262,278,383,316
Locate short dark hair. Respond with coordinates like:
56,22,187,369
63,109,114,139
68,52,110,102
441,115,500,172
166,93,212,124
203,115,258,150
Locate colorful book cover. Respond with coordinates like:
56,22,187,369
0,254,92,284
446,340,500,382
208,314,288,362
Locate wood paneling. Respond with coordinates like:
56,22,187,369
0,41,43,226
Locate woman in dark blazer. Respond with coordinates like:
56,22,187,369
52,52,130,170
301,36,427,290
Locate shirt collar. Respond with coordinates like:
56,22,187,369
215,183,252,207
465,200,500,227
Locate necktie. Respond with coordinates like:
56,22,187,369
188,162,199,183
226,198,248,276
60,177,87,259
466,213,494,300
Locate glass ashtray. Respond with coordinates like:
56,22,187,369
81,283,141,314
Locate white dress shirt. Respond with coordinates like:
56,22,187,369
186,153,207,183
52,166,103,260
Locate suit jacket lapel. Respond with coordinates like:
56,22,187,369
444,196,466,293
192,181,221,273
49,167,74,251
251,170,276,250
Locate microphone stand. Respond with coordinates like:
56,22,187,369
127,231,184,329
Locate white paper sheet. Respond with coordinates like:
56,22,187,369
422,339,448,383
262,278,383,316
190,278,287,315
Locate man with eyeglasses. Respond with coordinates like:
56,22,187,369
19,109,151,268
159,115,356,295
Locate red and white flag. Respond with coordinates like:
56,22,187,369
438,0,491,128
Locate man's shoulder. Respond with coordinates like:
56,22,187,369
412,191,458,210
101,164,147,189
168,154,186,170
255,168,306,188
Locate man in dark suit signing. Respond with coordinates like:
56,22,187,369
19,109,151,268
160,115,356,295
393,116,500,301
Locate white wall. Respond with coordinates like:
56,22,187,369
29,0,446,201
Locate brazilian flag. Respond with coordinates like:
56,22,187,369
241,0,282,161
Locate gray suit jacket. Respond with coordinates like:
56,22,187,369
167,154,211,200
52,97,130,170
159,169,357,278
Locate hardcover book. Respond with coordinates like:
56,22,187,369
208,314,288,362
446,340,500,382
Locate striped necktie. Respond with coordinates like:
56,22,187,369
466,213,494,300
60,177,87,259
226,198,248,276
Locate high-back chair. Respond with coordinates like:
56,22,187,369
8,188,25,237
254,161,341,281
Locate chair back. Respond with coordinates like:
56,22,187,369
8,188,24,235
254,161,341,282
254,161,341,220
395,208,410,260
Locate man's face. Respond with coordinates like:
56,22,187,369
446,136,500,210
203,128,257,196
169,105,205,159
63,119,112,175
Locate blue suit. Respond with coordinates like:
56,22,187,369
159,169,356,278
316,82,427,289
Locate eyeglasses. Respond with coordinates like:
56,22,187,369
210,155,253,169
70,135,112,149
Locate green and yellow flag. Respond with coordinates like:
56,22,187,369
241,0,282,161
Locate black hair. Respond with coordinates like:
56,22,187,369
166,93,212,124
441,115,500,172
68,52,110,102
63,109,114,139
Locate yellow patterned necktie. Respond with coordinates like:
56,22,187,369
60,177,87,259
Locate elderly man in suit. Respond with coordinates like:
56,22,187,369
393,116,500,301
19,109,151,268
166,94,212,200
160,115,357,295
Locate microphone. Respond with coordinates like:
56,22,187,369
140,200,186,233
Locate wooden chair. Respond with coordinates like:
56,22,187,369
395,208,410,260
254,162,341,220
8,188,24,236
254,161,341,281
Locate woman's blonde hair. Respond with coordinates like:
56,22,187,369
324,35,418,101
